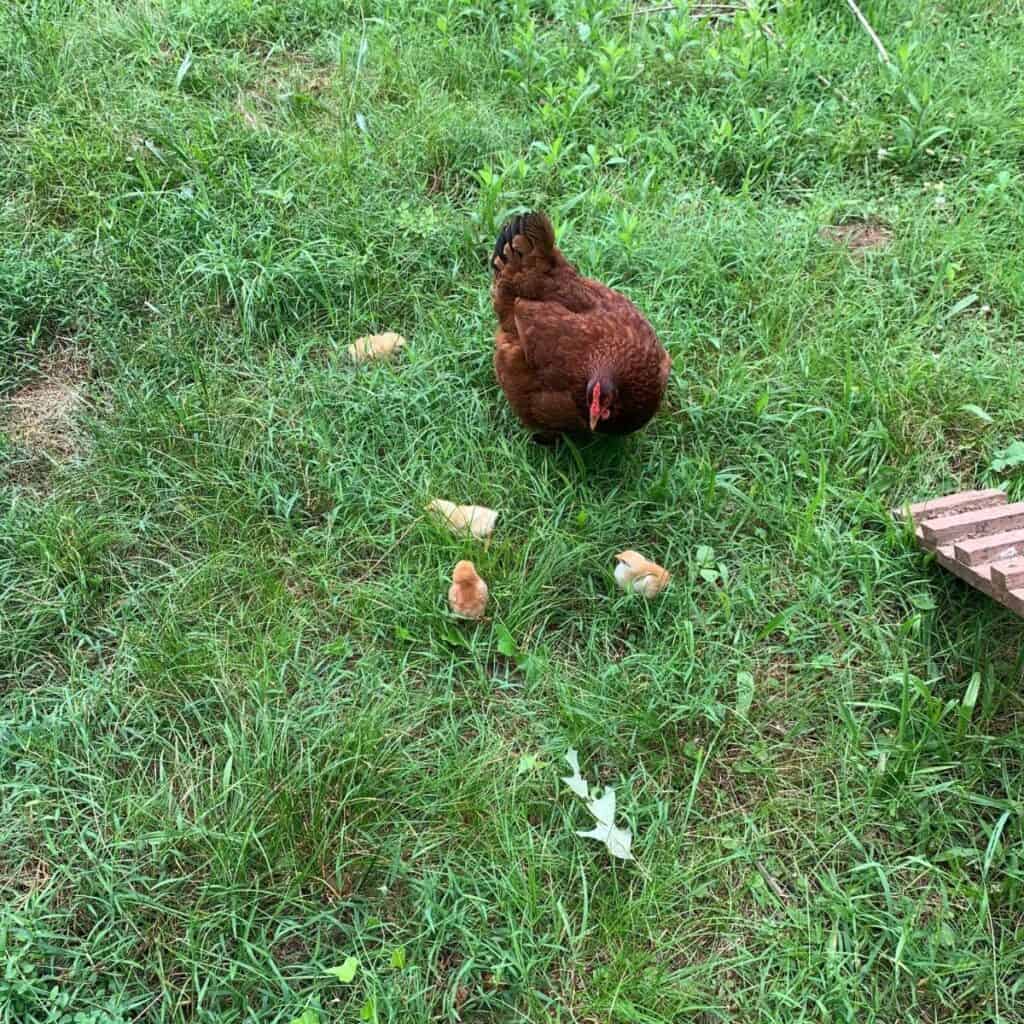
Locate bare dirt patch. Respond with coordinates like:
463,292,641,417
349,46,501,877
820,220,893,254
4,352,90,467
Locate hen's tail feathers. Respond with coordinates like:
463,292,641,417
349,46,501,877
492,211,556,276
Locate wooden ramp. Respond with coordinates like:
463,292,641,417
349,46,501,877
894,489,1024,618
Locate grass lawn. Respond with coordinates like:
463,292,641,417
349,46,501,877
3,0,1024,1021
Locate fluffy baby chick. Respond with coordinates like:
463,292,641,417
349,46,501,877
448,560,489,619
614,550,670,598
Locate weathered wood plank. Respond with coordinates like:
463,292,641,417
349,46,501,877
898,490,1024,619
920,503,1024,546
936,548,995,594
990,558,1024,593
893,488,1006,524
953,528,1024,567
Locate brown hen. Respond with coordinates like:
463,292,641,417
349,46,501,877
491,211,670,441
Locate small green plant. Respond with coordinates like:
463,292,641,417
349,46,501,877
326,957,360,984
991,441,1024,474
886,45,953,169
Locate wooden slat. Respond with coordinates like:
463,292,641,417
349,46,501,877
894,488,1006,524
935,549,1024,615
937,548,993,589
953,528,1024,567
898,490,1024,620
920,502,1024,546
991,558,1024,593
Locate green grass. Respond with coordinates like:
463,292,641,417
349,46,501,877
2,0,1024,1021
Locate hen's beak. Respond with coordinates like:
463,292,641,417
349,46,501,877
589,408,600,431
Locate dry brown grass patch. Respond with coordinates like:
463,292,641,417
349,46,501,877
820,219,893,254
4,351,90,466
235,54,337,130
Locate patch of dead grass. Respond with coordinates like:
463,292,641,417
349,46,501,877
820,219,893,254
0,857,53,908
235,54,337,131
4,351,90,467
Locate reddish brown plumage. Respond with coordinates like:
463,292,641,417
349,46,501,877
491,212,670,438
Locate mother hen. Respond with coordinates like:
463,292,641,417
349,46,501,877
491,211,670,441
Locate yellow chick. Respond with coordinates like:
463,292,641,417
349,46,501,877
427,500,498,541
347,332,406,362
448,561,489,620
614,550,671,598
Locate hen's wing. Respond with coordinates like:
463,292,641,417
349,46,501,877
512,300,590,376
494,320,587,433
513,286,658,374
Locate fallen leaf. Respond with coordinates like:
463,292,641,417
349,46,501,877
561,748,589,799
347,332,406,363
576,786,635,860
563,762,636,861
427,500,498,540
576,821,634,861
326,957,360,983
586,785,617,827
